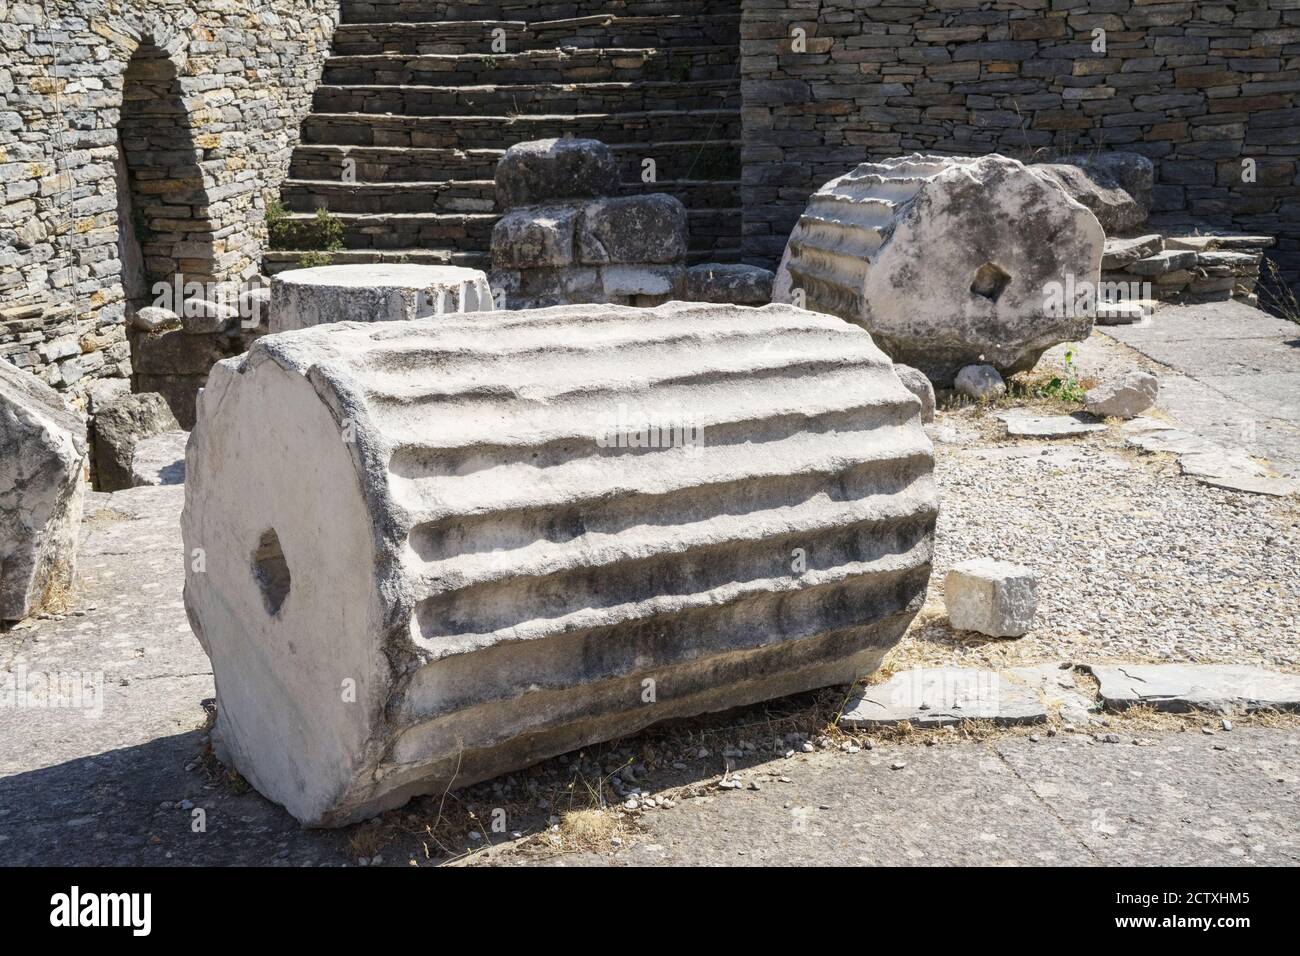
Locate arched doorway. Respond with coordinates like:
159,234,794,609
115,39,213,315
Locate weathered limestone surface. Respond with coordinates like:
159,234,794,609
1034,154,1152,236
493,137,621,211
1085,370,1159,420
270,264,493,333
130,429,188,487
684,263,774,306
92,392,180,492
127,321,265,430
774,154,1104,386
1088,664,1300,715
182,301,938,825
945,558,1037,638
0,360,87,621
893,365,935,424
954,364,1006,401
840,663,1100,729
490,138,689,309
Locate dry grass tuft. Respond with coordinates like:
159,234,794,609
82,506,134,530
559,808,621,850
38,562,75,615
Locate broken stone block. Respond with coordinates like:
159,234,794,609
1085,370,1158,419
494,137,620,211
0,359,88,622
1036,152,1153,234
1059,152,1153,223
490,205,579,270
576,194,688,265
130,429,188,487
92,392,181,493
954,363,1005,400
1126,250,1197,276
1088,664,1300,715
85,378,130,415
239,286,272,331
270,263,493,334
131,306,182,333
182,301,938,825
1095,299,1150,326
775,154,1103,385
684,263,774,306
181,299,237,335
1102,235,1164,270
945,558,1037,638
893,364,935,423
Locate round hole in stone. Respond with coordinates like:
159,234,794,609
970,262,1011,302
251,528,290,616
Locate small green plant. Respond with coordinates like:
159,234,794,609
1030,348,1086,404
266,200,345,253
265,198,292,248
297,250,334,268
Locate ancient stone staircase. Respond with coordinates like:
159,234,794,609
269,0,742,274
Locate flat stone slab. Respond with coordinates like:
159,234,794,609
1088,664,1300,715
1194,473,1299,497
841,667,1049,728
1177,449,1267,479
1124,420,1295,495
997,411,1107,438
130,429,188,487
1123,418,1219,456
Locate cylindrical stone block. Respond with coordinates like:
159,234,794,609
182,302,939,826
269,263,493,333
774,153,1104,386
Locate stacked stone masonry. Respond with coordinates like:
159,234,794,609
0,0,339,396
273,0,744,272
740,0,1300,295
1101,229,1274,308
4,0,1299,397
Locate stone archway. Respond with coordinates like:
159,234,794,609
115,38,213,314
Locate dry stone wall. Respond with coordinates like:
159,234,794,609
740,0,1300,291
0,0,339,396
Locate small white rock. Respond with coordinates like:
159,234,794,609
1085,370,1158,419
945,557,1037,638
954,364,1006,401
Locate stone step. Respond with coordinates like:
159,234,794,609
281,178,497,214
277,207,741,252
263,244,741,276
322,46,738,85
331,15,741,55
289,139,741,182
279,210,500,250
312,78,740,116
281,177,742,215
301,109,741,150
342,1,742,25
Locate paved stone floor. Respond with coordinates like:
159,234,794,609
1099,300,1300,478
1,301,1297,867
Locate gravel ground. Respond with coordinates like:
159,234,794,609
890,402,1300,673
